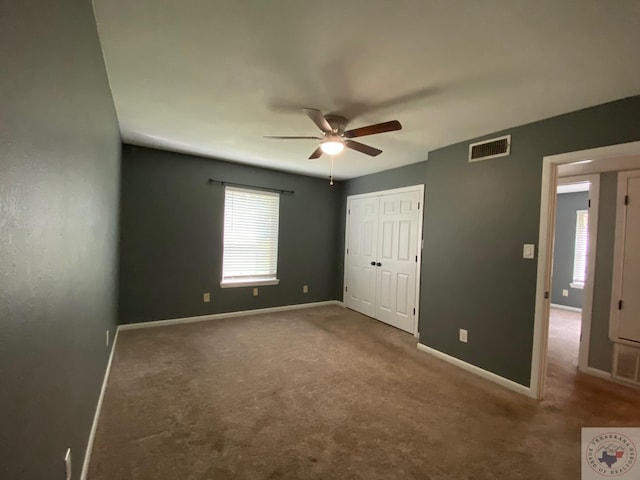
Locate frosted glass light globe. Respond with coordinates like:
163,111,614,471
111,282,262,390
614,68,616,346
320,140,344,155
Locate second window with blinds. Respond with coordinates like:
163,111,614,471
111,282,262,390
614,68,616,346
221,186,280,288
571,209,588,289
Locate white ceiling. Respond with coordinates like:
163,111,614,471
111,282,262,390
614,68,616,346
93,0,640,180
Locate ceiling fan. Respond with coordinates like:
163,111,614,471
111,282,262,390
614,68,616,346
265,108,402,159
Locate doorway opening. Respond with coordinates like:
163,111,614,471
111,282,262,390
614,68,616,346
531,140,640,400
545,176,598,399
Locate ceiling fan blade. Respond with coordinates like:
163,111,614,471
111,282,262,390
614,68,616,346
303,108,332,133
345,140,382,157
308,146,323,159
344,120,402,138
264,136,322,140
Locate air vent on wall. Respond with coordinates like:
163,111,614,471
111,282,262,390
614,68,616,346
612,343,640,387
469,135,511,162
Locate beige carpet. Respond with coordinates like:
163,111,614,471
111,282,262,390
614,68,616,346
545,307,582,403
88,306,640,479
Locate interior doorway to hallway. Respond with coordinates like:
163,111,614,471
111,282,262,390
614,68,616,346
531,141,640,400
546,176,597,379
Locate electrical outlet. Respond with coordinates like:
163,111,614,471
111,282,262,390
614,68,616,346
203,292,210,303
253,287,259,297
459,329,468,343
303,285,309,293
64,448,72,480
562,289,569,297
106,330,109,348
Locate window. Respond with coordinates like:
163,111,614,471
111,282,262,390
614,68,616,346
571,209,588,289
221,186,280,288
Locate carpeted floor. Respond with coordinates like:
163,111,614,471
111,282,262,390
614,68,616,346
88,306,640,479
544,307,582,403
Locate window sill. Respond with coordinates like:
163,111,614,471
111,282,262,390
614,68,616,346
220,278,280,289
570,282,584,290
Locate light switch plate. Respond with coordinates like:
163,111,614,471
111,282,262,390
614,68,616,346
459,329,468,343
562,289,569,297
203,292,210,303
523,244,535,259
303,285,308,293
253,288,259,297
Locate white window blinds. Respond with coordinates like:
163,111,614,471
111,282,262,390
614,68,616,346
222,186,280,285
572,209,589,287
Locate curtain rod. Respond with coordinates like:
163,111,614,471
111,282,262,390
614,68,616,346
208,178,294,195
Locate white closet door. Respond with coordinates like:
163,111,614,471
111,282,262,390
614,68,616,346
375,191,421,332
344,186,423,334
618,176,640,343
345,196,379,317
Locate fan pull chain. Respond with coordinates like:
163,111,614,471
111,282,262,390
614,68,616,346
329,155,334,185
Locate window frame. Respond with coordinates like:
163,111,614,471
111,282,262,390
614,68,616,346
220,186,281,289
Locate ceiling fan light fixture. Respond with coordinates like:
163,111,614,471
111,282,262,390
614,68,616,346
320,140,344,155
265,108,402,160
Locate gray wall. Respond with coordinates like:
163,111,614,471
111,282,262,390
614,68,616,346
551,192,589,308
341,96,640,387
589,172,617,372
0,2,121,479
119,145,342,324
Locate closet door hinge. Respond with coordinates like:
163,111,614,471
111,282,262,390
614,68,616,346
415,255,418,262
624,195,629,206
588,199,591,208
418,202,420,210
413,308,416,315
619,300,623,310
345,286,348,292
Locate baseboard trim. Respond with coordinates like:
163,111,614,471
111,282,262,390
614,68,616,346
416,343,535,398
118,300,342,331
578,365,612,380
550,303,582,313
80,328,119,480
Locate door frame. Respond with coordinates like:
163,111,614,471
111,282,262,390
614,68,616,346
554,174,600,373
531,140,640,400
343,184,425,336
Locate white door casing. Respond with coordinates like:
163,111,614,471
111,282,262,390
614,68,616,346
344,185,424,335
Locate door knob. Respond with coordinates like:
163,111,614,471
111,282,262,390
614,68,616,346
370,261,376,266
376,262,382,267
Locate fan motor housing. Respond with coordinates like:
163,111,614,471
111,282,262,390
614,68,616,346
324,115,348,133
